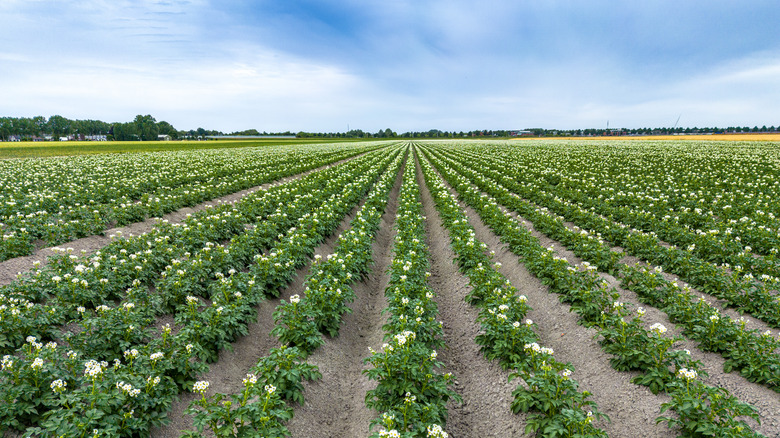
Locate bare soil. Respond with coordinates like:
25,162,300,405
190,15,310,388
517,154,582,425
284,161,405,437
415,156,527,437
152,178,371,437
492,190,780,436
8,147,780,437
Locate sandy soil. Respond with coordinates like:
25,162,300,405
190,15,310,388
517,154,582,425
456,169,780,436
152,177,372,437
415,155,528,437
284,161,404,437
8,146,779,437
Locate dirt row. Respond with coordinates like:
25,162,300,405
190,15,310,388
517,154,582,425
449,150,777,335
152,168,378,437
8,145,778,436
283,161,405,437
423,152,780,436
281,153,530,437
504,210,780,435
481,184,780,433
414,154,527,437
160,150,779,437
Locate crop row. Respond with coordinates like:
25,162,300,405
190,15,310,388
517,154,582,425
0,144,403,436
0,142,386,260
418,150,608,436
362,155,457,438
0,146,393,355
420,144,766,437
447,145,780,320
463,141,780,258
423,145,780,393
454,141,780,287
182,144,408,437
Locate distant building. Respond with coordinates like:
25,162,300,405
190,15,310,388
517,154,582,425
158,134,172,141
508,130,533,137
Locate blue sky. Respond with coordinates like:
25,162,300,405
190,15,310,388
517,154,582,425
1,1,779,132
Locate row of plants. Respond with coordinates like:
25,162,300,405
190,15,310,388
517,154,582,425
462,141,780,259
274,148,406,351
620,265,780,391
0,143,386,260
432,143,780,326
3,321,207,436
0,208,243,354
0,144,332,257
418,149,609,437
420,144,767,438
362,158,458,438
180,145,407,437
424,145,780,390
153,149,399,324
0,147,403,436
0,146,395,355
428,147,624,274
447,144,780,315
174,147,401,363
425,145,780,394
64,146,400,368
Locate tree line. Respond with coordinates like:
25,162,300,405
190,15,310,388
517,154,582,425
2,114,778,142
0,115,221,141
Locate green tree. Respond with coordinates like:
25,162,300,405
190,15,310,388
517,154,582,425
0,117,11,141
133,114,159,140
157,120,178,139
111,122,137,141
48,115,71,139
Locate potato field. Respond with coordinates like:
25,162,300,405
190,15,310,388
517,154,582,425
1,140,779,438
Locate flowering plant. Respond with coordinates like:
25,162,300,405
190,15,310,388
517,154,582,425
182,378,292,438
658,370,764,437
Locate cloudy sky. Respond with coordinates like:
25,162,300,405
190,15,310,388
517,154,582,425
1,1,778,133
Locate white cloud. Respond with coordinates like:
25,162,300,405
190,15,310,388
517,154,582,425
1,44,374,131
1,1,778,132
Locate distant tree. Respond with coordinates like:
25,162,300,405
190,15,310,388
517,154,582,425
231,129,260,136
48,115,71,138
133,115,159,141
157,120,178,139
32,116,47,136
111,122,137,141
0,117,11,141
